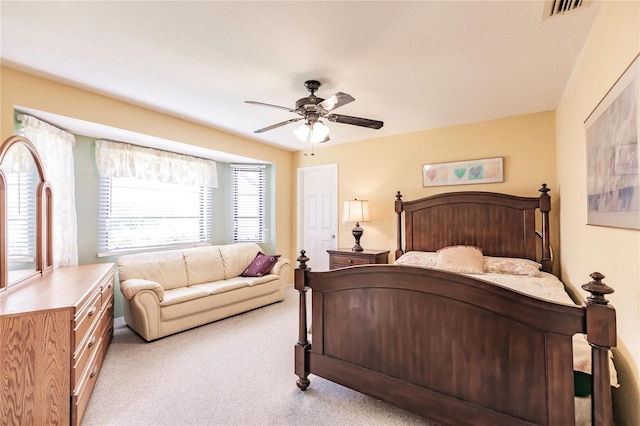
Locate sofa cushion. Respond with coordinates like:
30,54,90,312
118,250,188,291
241,252,280,277
159,287,210,307
219,242,262,278
183,246,226,285
190,280,250,295
159,278,281,322
225,275,278,287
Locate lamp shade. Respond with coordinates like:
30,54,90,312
294,121,330,144
342,199,370,223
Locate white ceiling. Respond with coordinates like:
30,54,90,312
1,1,600,156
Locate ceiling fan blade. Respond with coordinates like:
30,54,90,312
327,114,384,129
318,92,355,111
254,117,303,133
245,100,297,113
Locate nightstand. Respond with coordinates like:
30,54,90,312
327,248,390,270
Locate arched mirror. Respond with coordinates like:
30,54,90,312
0,135,53,292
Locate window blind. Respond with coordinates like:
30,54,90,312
98,177,213,255
230,165,266,243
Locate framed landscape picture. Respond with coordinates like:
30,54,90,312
422,157,503,187
585,54,639,230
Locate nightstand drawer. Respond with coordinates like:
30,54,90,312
331,255,371,268
327,249,390,270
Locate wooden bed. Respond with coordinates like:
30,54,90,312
294,184,617,426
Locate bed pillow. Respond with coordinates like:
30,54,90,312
435,245,484,274
393,251,437,268
241,252,280,277
483,256,542,277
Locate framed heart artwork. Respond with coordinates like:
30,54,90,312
422,157,504,187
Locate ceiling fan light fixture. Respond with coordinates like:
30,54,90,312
294,120,330,144
246,80,383,139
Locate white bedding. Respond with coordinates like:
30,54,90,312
394,251,619,387
466,271,605,380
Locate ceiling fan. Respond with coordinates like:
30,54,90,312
245,80,384,144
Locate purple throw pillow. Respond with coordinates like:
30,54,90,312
241,252,280,277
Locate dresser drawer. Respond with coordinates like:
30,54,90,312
72,336,106,426
72,322,101,392
72,302,112,423
101,270,115,305
73,288,102,352
101,288,114,327
101,299,114,344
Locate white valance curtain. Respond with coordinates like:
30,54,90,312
94,140,218,188
20,115,78,267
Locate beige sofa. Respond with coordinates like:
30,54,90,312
117,243,291,341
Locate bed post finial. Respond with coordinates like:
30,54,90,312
538,184,552,272
539,183,550,195
395,191,404,259
582,272,614,305
297,250,310,271
582,272,616,424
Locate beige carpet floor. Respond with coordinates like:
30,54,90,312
82,285,437,425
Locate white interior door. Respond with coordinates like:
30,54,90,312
297,164,337,271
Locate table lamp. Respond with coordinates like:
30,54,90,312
342,199,370,251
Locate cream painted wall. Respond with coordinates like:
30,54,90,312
0,66,295,262
556,1,640,422
293,111,558,269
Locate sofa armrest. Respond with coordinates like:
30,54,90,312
120,278,165,301
269,258,291,276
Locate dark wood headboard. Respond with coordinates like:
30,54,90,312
395,184,552,272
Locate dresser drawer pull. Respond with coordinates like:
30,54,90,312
348,259,353,263
90,369,97,379
87,337,96,348
88,307,97,317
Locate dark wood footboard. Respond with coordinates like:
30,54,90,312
294,258,616,425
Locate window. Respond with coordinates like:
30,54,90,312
94,140,218,256
98,177,213,254
230,164,266,243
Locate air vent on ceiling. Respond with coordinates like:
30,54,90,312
541,0,589,20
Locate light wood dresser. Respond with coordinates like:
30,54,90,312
0,263,115,425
